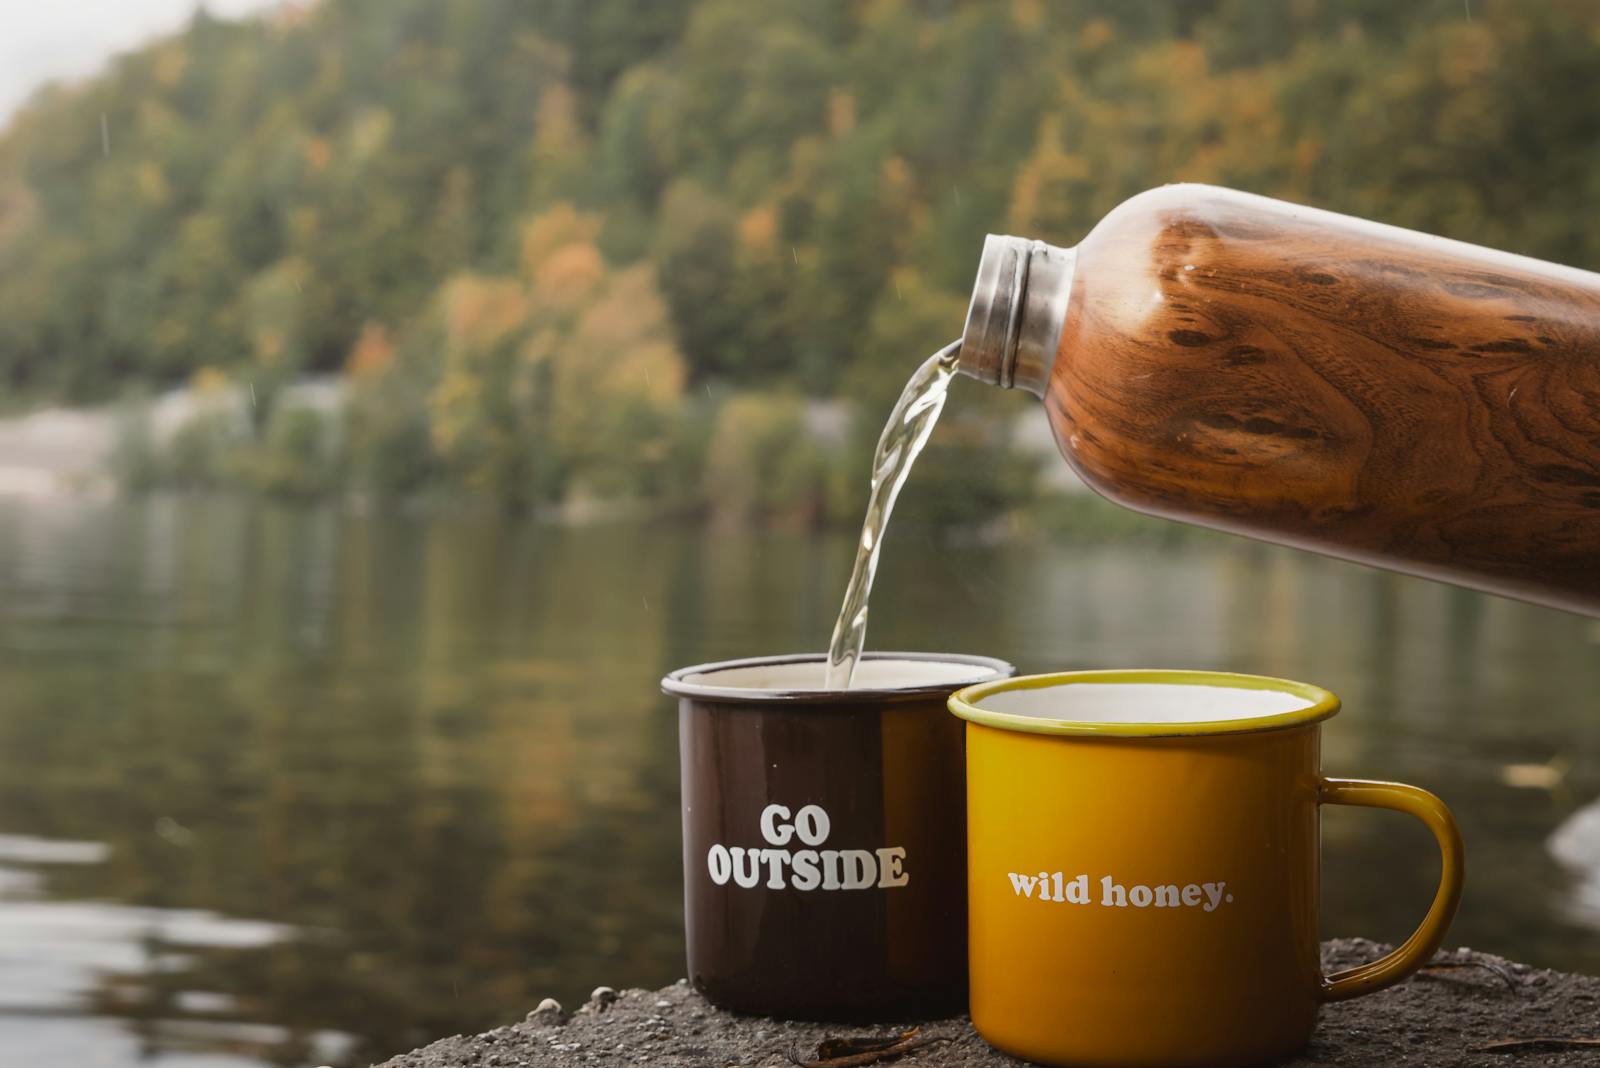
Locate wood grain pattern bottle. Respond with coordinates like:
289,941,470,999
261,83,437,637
959,184,1600,615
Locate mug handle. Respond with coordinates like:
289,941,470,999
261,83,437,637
1317,776,1465,1003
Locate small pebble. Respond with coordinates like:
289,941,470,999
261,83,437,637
654,998,672,1009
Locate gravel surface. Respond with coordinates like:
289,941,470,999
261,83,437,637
378,939,1600,1067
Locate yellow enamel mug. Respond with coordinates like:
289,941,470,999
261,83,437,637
948,670,1463,1068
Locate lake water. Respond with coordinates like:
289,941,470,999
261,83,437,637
2,494,1599,1067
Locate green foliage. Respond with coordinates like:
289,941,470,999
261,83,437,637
5,0,1599,524
114,383,344,501
347,383,437,499
245,405,338,498
702,393,832,525
653,181,740,376
165,405,249,490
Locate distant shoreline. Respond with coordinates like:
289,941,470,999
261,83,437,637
0,378,1091,522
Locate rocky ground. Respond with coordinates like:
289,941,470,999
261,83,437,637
378,939,1600,1067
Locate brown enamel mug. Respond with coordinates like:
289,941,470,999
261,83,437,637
662,652,1014,1021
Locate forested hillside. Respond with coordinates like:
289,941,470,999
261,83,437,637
1,0,1596,515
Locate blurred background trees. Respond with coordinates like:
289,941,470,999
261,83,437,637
0,0,1595,522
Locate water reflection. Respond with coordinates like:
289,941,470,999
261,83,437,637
0,833,343,1067
0,495,1597,1065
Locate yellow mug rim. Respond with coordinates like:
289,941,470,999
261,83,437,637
948,668,1341,738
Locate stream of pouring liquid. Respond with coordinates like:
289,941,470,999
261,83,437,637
824,339,963,689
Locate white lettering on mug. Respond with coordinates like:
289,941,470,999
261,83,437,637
791,849,822,890
794,805,830,845
820,849,843,890
759,805,794,845
1005,871,1235,912
729,846,762,889
762,849,792,889
706,804,907,892
840,849,876,889
875,846,908,888
707,844,732,885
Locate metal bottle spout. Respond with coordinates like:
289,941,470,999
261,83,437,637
957,235,1076,397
